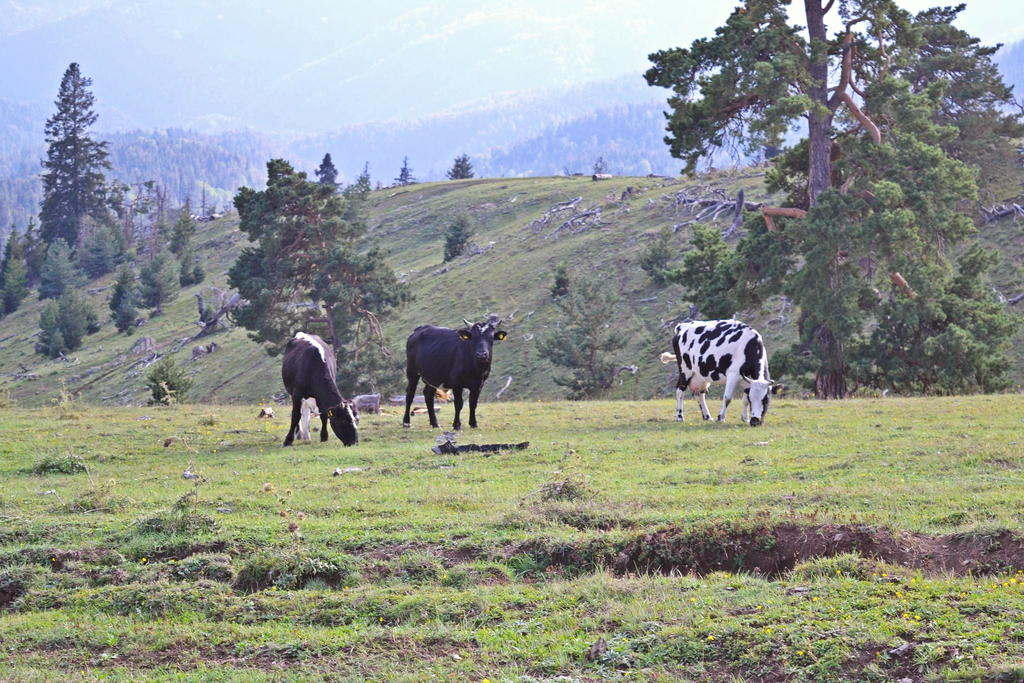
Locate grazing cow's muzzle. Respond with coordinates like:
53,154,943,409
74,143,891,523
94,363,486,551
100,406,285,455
749,416,762,427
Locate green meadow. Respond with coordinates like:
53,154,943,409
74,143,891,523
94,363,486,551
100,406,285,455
2,395,1024,681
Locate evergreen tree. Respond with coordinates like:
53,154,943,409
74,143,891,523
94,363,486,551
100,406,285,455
446,154,475,180
169,202,196,256
38,238,79,300
0,226,22,291
22,218,46,285
538,277,624,399
228,159,410,395
550,262,570,299
1,258,29,315
592,157,609,175
647,2,1022,397
39,63,111,246
638,228,673,285
79,226,117,279
138,251,180,315
315,153,339,187
145,356,193,405
394,157,416,186
662,223,739,319
109,264,138,333
178,246,205,287
37,290,99,358
443,214,474,262
342,162,372,234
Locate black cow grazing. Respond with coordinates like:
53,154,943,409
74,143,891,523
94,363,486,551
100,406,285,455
281,332,358,446
661,319,777,426
403,316,507,430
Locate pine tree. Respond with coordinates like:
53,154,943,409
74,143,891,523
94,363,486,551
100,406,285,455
315,153,339,187
0,226,21,292
647,2,1022,397
79,226,117,279
550,262,570,299
342,163,372,234
38,290,99,358
38,238,79,300
109,264,138,333
638,228,673,286
169,202,196,256
538,277,624,399
446,154,475,180
39,63,111,246
443,214,474,262
145,356,193,405
228,159,410,395
138,251,180,315
394,157,416,186
1,258,28,315
592,157,609,175
22,218,46,285
178,246,205,287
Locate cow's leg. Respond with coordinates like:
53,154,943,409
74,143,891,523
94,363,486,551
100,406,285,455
696,388,712,421
320,413,329,442
675,373,687,421
402,372,419,428
423,385,440,428
741,391,751,423
468,386,480,428
452,387,464,431
718,375,740,422
299,400,311,441
283,395,302,447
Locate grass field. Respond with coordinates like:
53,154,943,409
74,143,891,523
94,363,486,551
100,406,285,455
2,395,1024,681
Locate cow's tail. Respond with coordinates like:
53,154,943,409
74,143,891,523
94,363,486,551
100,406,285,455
659,351,677,364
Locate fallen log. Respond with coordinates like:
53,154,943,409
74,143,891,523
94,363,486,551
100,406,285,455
432,441,530,455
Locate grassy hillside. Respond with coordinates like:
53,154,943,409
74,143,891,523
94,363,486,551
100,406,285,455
2,396,1024,680
0,172,1021,408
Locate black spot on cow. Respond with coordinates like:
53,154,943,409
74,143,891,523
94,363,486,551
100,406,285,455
739,336,764,380
729,330,744,344
681,331,688,345
698,354,716,378
700,340,711,355
708,353,733,381
694,326,705,336
683,354,692,370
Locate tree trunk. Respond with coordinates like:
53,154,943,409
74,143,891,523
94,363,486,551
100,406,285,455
813,324,846,399
804,0,833,207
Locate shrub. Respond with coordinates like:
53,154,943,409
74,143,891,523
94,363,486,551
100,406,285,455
443,213,475,262
234,549,360,592
171,554,235,584
638,228,673,285
146,357,194,405
37,290,100,358
31,451,87,475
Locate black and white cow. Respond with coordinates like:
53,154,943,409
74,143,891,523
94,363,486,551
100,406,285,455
661,319,776,426
281,332,358,446
403,316,507,430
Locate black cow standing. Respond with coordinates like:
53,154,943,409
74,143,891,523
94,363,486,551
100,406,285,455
281,332,358,446
403,316,506,430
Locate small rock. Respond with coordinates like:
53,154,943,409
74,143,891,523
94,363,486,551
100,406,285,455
216,507,233,514
889,643,913,657
587,637,607,662
163,437,175,447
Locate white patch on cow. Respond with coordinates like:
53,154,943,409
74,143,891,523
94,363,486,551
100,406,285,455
295,332,327,364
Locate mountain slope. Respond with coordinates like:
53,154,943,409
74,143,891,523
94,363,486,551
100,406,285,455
1,173,1021,408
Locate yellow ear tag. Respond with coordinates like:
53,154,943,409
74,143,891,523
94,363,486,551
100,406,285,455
496,331,507,341
328,409,333,418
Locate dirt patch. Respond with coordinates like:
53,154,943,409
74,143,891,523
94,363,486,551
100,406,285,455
513,523,1024,579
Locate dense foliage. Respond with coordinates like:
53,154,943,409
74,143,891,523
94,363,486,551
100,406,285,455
442,214,474,263
229,159,410,396
647,2,1022,396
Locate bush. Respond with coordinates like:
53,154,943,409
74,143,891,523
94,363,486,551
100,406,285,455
550,261,570,298
234,550,359,592
38,238,79,300
639,228,673,285
170,554,235,584
138,251,180,315
145,357,194,405
31,452,87,475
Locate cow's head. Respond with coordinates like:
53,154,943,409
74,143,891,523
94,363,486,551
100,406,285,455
327,401,359,446
747,380,776,426
458,317,506,368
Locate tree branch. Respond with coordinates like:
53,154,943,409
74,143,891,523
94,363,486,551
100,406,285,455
836,91,882,143
889,271,916,299
761,206,807,232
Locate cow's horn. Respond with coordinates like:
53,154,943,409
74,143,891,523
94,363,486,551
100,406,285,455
463,318,473,327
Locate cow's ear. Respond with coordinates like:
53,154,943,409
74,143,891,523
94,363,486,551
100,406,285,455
458,329,472,341
493,330,507,341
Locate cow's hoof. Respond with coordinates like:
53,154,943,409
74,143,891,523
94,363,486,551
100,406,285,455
675,415,684,422
702,415,711,421
402,423,411,429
